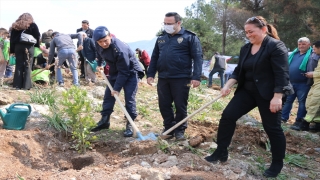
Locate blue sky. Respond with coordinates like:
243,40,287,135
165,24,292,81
0,0,196,43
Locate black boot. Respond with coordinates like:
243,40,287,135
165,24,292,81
309,122,320,132
300,120,310,131
204,148,228,163
263,159,283,178
175,129,186,141
91,115,110,132
123,122,133,137
290,120,302,131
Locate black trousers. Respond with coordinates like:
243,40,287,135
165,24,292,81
13,43,34,89
157,78,191,131
78,51,85,75
217,88,286,161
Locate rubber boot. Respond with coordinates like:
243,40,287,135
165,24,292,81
91,115,110,132
204,147,228,163
123,121,133,137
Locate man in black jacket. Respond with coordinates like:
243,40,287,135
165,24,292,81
76,20,94,78
147,12,203,140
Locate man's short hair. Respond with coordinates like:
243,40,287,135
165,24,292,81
313,41,320,48
51,31,59,38
298,37,310,43
82,20,89,24
165,12,181,22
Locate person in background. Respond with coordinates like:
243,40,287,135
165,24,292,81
0,28,10,86
224,64,234,85
41,29,53,48
135,48,150,76
147,12,203,140
76,20,94,79
91,26,144,137
207,52,226,88
295,41,320,131
204,16,290,178
10,13,40,90
78,32,97,84
47,32,83,86
281,37,312,131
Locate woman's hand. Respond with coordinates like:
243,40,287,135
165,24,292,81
270,93,283,113
220,79,237,97
220,86,231,96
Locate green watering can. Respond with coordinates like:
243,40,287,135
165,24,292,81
0,103,32,130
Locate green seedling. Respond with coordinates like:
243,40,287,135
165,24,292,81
43,108,68,133
211,101,224,111
60,86,97,154
284,154,308,169
27,87,57,108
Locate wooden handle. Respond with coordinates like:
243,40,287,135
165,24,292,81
99,70,141,134
162,94,223,135
31,63,55,78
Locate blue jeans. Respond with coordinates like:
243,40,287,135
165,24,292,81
208,68,225,87
281,83,311,121
57,48,79,85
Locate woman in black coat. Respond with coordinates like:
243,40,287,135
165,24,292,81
204,16,291,178
10,13,40,89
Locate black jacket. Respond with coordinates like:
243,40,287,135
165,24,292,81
82,37,96,61
76,27,94,38
10,23,40,53
231,35,290,100
147,28,203,80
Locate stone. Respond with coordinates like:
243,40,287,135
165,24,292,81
91,86,106,99
141,161,151,168
314,148,320,153
95,79,107,87
244,122,255,126
298,173,308,178
159,156,178,168
0,92,13,105
139,169,164,180
30,104,50,117
129,174,141,180
237,114,259,126
242,150,251,155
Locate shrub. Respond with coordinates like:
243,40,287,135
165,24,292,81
60,86,97,153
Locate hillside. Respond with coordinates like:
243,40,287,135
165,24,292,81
0,75,319,179
127,38,157,56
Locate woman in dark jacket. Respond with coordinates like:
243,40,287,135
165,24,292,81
204,16,291,178
10,13,40,89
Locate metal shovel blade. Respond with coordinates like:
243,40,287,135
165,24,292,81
158,135,173,140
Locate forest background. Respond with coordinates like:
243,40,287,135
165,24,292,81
181,0,320,62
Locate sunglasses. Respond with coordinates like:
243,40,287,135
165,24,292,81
246,17,265,27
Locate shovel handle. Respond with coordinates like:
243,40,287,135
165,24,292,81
162,94,223,135
99,70,141,134
31,63,55,78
